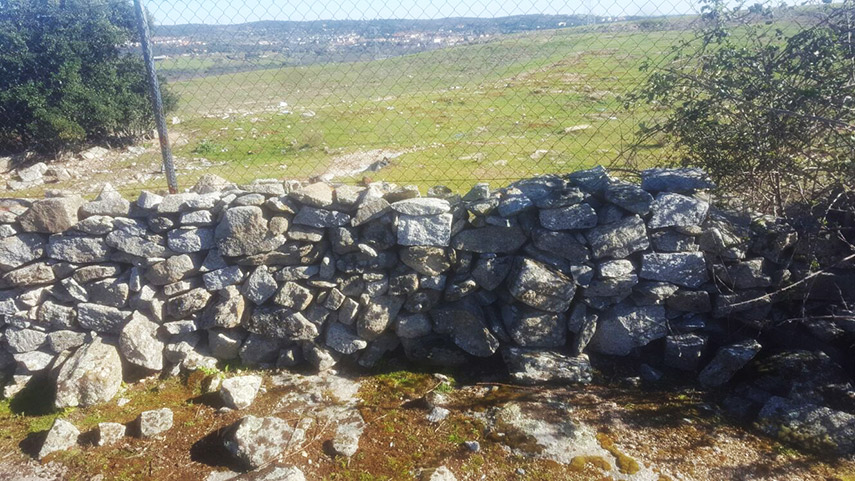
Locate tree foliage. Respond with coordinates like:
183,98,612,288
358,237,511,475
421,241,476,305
0,0,177,154
628,0,855,214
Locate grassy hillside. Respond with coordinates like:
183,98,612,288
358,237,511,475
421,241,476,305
160,22,688,191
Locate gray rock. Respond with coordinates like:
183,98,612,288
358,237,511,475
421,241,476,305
431,299,499,357
73,263,121,283
1,261,55,287
119,311,164,371
663,334,706,371
471,256,513,290
204,286,246,328
391,198,450,216
234,193,267,206
502,348,592,385
3,327,46,353
191,174,234,194
13,350,55,373
395,313,432,339
80,197,131,217
570,309,597,355
216,206,270,257
648,193,709,229
451,226,526,254
290,182,334,208
350,198,389,227
507,257,575,313
338,297,360,325
166,288,211,320
587,303,667,356
38,418,80,460
19,197,85,233
273,281,313,310
220,375,263,410
698,339,762,387
293,207,351,228
47,330,87,353
665,290,711,312
400,246,451,276
397,213,453,247
157,193,199,213
427,406,450,423
168,227,215,253
604,181,653,215
531,229,590,263
246,306,318,341
86,277,129,308
147,254,197,285
55,338,123,408
136,190,163,209
498,188,533,217
37,301,77,329
331,184,363,206
202,248,228,273
567,165,610,194
97,422,126,446
598,259,634,278
501,304,567,348
77,303,131,333
106,229,171,258
357,295,404,341
209,329,244,360
539,203,598,231
239,334,281,366
715,258,771,289
641,167,715,193
650,230,697,252
331,419,364,457
203,265,245,291
138,408,173,438
181,210,215,226
0,233,45,271
639,252,709,288
756,397,855,456
585,215,649,259
303,342,339,371
16,162,48,182
242,266,277,305
224,415,305,469
325,323,368,354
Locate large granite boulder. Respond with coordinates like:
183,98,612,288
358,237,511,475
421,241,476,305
55,338,123,408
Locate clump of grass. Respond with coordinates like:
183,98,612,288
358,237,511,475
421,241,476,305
569,455,612,472
597,432,640,475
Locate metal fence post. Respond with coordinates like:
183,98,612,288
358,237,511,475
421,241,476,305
134,0,178,194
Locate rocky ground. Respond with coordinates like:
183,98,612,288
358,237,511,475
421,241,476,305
0,358,853,481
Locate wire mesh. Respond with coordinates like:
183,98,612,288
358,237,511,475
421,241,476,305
0,0,841,196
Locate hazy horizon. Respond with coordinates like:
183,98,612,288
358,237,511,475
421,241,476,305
147,0,702,26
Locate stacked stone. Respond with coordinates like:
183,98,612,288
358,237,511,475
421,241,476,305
0,167,822,403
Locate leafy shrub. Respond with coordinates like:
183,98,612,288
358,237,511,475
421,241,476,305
0,0,177,154
627,0,855,214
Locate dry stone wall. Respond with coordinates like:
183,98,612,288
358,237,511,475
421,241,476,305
0,167,847,406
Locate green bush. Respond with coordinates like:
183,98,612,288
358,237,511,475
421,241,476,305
628,0,855,214
0,0,177,154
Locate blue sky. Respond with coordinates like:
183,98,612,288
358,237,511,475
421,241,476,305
146,0,702,25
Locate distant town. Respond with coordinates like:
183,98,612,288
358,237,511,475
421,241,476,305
148,14,637,78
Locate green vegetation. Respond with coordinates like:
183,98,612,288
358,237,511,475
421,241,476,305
0,0,177,154
155,21,687,192
628,0,855,212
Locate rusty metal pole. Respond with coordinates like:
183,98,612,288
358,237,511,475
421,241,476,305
133,0,178,194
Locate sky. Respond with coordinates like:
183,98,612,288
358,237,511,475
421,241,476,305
146,0,703,25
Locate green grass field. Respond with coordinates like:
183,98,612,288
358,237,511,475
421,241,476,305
144,21,691,192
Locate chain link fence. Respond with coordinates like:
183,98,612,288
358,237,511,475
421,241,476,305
0,0,835,196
